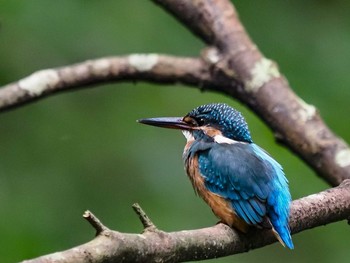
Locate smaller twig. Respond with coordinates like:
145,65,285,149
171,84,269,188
83,210,110,235
132,203,157,231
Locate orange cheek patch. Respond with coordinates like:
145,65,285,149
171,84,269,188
201,127,222,138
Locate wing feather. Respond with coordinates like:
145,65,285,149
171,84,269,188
198,143,275,226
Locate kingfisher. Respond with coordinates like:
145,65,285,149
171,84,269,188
138,103,293,249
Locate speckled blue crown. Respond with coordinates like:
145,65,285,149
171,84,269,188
187,103,253,143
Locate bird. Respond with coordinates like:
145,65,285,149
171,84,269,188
138,103,293,249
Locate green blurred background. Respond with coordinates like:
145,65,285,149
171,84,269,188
0,1,349,262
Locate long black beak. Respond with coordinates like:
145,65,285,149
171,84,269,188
137,117,192,130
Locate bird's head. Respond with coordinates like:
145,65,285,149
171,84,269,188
138,103,253,144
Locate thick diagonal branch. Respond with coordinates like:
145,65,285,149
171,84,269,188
153,0,350,186
21,180,350,263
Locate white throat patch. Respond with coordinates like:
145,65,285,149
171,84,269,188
213,134,239,144
182,130,194,142
182,129,241,145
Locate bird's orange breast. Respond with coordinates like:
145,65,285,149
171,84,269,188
185,153,249,233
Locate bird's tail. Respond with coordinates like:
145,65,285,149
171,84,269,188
268,187,294,249
271,220,294,249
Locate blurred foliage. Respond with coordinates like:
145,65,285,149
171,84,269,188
0,1,349,262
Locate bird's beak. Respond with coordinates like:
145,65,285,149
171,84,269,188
137,117,192,130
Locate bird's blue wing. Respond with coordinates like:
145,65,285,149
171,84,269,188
197,142,287,226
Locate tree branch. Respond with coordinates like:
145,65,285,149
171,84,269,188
0,54,215,112
21,180,350,263
153,0,350,186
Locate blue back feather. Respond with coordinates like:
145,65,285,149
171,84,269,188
193,142,293,249
251,144,293,249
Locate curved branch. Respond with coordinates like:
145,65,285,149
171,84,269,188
153,0,350,186
0,54,216,112
21,180,350,263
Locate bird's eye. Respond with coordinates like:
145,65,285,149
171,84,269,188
196,118,205,126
